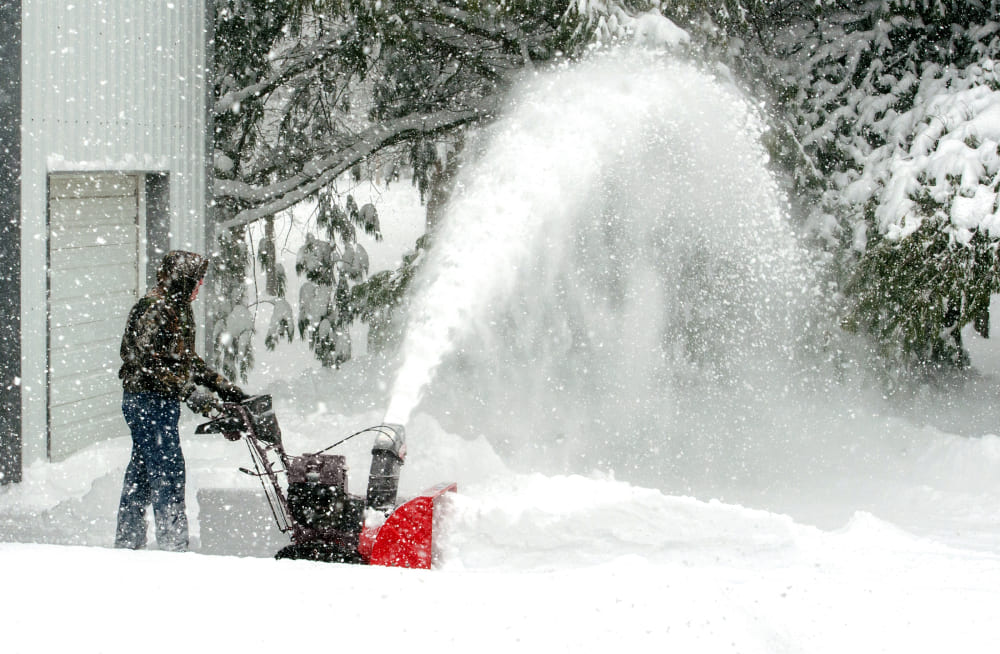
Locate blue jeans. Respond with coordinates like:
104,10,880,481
114,392,189,551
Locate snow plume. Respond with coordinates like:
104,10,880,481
385,50,821,490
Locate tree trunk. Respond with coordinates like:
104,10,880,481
264,215,278,296
425,137,465,231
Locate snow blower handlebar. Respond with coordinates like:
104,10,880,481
194,395,283,446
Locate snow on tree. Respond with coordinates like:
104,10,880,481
207,0,1000,382
208,0,667,376
291,196,373,368
767,0,1000,374
264,297,295,351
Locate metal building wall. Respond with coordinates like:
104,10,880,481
20,0,210,464
0,0,23,484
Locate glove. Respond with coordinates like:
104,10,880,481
216,382,249,404
185,389,218,417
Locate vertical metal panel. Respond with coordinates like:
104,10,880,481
203,0,217,357
0,0,23,484
20,0,209,462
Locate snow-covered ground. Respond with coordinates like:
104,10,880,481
4,52,1000,652
2,397,999,653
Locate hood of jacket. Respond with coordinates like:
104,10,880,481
156,250,209,303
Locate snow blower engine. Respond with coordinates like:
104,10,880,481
195,395,456,568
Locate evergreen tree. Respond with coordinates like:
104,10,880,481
765,0,1000,374
209,0,662,375
210,0,303,380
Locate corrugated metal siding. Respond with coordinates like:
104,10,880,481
22,0,207,249
0,0,23,484
23,0,205,249
20,0,209,463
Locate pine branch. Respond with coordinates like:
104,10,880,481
214,98,497,230
213,32,353,117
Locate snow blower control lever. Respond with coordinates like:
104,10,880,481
195,395,455,568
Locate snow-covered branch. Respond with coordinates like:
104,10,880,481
213,35,350,116
214,98,498,231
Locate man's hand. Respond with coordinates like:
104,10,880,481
185,389,218,416
216,382,249,404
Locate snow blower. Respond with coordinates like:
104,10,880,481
194,395,456,568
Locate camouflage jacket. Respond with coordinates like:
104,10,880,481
118,251,228,399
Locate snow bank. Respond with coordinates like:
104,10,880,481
2,487,999,654
3,379,1000,653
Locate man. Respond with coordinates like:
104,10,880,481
114,250,247,551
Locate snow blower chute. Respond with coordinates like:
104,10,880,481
194,395,456,568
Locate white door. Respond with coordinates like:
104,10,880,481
48,173,140,461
